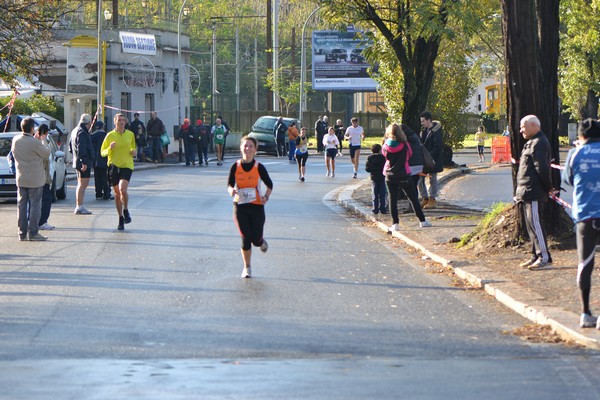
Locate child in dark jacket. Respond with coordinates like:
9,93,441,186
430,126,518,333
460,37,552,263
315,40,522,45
365,144,388,215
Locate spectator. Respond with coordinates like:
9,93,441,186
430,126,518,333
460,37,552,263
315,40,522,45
417,111,444,209
401,124,425,214
562,118,600,328
35,124,55,231
12,117,51,241
179,118,197,166
273,116,287,158
212,117,228,166
382,123,431,231
516,115,553,270
218,115,230,158
194,119,210,166
90,121,113,201
70,113,95,215
365,143,387,217
315,116,327,154
130,113,146,162
287,120,299,161
147,111,165,163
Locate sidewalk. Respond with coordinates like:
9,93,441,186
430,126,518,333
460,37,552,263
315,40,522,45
337,164,600,350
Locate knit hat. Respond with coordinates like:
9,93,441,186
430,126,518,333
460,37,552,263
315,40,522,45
196,119,203,125
183,118,190,124
578,118,600,138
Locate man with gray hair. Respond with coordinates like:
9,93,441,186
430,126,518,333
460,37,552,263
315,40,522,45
70,113,95,215
516,115,553,270
11,117,51,241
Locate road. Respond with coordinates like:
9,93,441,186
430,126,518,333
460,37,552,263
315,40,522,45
0,155,598,399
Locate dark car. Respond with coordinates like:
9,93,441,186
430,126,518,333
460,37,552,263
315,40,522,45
350,48,365,63
325,48,348,63
248,116,300,155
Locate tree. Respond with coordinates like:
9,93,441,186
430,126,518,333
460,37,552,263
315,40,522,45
559,0,600,119
322,0,457,131
0,1,69,86
502,0,563,236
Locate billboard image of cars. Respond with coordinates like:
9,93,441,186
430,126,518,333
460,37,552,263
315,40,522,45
312,30,377,91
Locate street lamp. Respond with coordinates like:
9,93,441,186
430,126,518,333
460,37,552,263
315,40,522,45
177,0,189,162
104,9,112,21
299,6,322,126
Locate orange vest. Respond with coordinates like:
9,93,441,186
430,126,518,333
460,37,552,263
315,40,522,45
234,160,262,205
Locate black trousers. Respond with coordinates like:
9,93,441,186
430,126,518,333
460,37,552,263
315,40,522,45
576,219,600,314
386,178,425,224
94,167,111,199
520,201,551,262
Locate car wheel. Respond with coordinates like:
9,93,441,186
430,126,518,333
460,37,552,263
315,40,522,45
56,172,67,200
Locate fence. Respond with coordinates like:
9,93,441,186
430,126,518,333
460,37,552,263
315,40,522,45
189,108,389,137
491,136,511,163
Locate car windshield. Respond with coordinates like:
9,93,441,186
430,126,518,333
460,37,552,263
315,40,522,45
0,138,12,157
254,118,276,130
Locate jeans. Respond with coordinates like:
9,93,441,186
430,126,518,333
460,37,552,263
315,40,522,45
197,143,209,163
39,183,52,226
18,186,43,238
137,145,146,161
418,172,438,199
184,139,197,165
371,180,387,214
288,139,297,160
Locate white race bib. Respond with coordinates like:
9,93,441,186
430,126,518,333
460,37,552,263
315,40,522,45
237,188,257,204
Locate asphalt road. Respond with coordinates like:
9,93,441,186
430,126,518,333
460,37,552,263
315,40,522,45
0,154,599,399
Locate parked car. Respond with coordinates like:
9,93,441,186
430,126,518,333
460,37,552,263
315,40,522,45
350,48,366,63
0,114,69,158
325,48,348,63
247,116,300,155
0,131,67,201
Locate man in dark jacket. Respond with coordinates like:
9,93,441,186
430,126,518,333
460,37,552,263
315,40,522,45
147,112,165,163
402,124,425,213
516,115,553,270
365,143,387,215
70,113,95,215
315,116,328,153
273,116,288,157
417,111,444,209
90,121,113,200
194,119,210,166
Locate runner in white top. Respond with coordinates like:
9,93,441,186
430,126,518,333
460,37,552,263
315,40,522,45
344,117,365,178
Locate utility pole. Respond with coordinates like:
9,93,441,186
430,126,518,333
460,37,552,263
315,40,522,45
266,0,273,110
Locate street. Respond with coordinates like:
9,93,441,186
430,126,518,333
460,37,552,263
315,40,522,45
0,155,599,399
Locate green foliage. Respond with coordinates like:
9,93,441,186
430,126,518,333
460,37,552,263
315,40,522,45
0,95,63,121
559,0,600,119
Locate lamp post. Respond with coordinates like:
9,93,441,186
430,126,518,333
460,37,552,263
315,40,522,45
299,6,322,126
177,0,189,162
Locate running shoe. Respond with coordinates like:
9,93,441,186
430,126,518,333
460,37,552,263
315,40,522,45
519,257,538,269
580,313,597,328
29,233,48,241
389,223,400,232
118,216,125,231
420,220,432,228
74,207,92,215
123,209,132,224
241,266,252,278
39,222,55,230
528,258,553,270
260,239,269,253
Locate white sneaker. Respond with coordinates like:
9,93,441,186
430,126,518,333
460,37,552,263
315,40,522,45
39,222,55,230
326,172,331,177
74,207,92,215
580,313,597,328
241,266,252,278
331,172,335,178
389,223,400,232
420,220,432,228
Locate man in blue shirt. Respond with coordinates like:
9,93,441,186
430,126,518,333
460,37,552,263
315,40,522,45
562,118,600,328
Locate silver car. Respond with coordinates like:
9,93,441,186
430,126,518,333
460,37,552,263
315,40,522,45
0,131,68,201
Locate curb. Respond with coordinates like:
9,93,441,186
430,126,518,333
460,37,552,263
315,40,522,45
337,169,600,350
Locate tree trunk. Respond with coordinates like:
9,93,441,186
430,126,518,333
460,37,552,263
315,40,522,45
503,0,562,239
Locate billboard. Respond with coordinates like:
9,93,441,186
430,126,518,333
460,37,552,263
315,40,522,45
66,47,98,94
311,30,377,91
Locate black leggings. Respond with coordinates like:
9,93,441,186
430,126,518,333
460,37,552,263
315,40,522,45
234,203,266,250
577,219,600,314
296,152,308,166
386,178,425,224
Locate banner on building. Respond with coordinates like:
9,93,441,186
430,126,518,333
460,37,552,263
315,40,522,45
66,47,98,94
120,32,157,55
311,31,377,91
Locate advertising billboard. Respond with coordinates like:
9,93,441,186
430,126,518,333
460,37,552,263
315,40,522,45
311,30,377,92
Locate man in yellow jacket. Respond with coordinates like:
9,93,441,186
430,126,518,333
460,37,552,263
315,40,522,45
101,113,136,230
